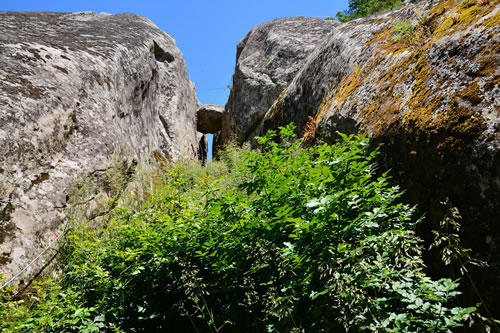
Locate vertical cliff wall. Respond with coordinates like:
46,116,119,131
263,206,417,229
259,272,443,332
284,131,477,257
0,11,201,281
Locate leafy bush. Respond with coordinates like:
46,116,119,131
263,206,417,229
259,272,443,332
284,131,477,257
336,0,404,22
0,280,104,333
1,125,474,332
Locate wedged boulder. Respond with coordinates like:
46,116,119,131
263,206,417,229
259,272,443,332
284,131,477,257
0,11,200,282
197,104,223,133
215,17,337,148
222,0,500,318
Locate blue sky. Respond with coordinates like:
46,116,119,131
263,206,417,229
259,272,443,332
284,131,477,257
1,0,349,157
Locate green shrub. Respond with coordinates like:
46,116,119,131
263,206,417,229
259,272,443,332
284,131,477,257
1,125,474,332
0,279,105,333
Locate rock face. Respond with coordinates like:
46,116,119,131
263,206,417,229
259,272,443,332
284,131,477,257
197,104,223,133
0,12,201,282
216,17,338,149
220,0,499,318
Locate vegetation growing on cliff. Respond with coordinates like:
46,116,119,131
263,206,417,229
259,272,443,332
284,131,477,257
1,125,475,332
336,0,404,22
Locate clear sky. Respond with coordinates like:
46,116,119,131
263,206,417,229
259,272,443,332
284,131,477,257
1,0,349,158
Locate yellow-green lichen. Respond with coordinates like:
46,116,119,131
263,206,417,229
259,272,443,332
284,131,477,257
403,92,487,145
314,0,494,143
478,54,499,77
476,45,500,90
479,6,500,29
335,65,363,105
370,0,498,56
360,0,493,140
364,26,395,48
356,54,410,135
459,80,483,105
315,90,335,122
432,0,499,39
267,99,286,125
315,65,366,122
435,106,487,137
361,100,401,136
402,94,445,135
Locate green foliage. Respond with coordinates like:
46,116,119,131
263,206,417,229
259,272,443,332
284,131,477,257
390,18,416,41
0,279,105,333
1,125,474,332
389,6,432,47
336,0,404,22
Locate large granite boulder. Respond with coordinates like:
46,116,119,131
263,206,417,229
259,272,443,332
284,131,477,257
215,17,337,149
0,11,201,282
220,0,500,319
197,104,223,133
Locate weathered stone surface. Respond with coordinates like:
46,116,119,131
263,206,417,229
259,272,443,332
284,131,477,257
197,104,223,133
216,17,337,149
222,0,500,318
0,11,200,282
